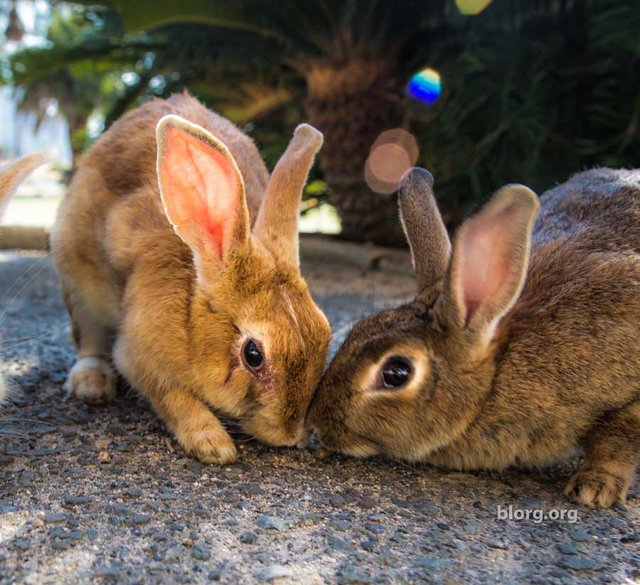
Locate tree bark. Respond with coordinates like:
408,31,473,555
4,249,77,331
302,58,406,247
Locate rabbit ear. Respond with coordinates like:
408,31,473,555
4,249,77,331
445,184,539,342
156,115,249,268
254,124,323,267
399,168,451,292
0,150,53,206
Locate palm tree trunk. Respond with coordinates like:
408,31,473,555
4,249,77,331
61,102,88,171
302,58,406,247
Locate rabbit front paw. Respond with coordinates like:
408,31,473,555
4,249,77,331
177,425,238,465
67,357,116,406
564,468,629,509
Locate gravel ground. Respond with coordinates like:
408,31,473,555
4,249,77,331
0,250,638,584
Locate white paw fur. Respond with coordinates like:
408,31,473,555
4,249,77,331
67,357,116,406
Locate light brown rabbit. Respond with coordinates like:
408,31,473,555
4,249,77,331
51,93,331,463
307,167,640,508
0,150,53,403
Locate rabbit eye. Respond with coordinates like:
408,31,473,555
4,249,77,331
242,339,264,372
381,356,413,389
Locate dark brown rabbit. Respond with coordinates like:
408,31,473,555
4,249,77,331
307,167,640,508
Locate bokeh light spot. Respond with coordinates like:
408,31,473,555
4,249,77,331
365,129,419,195
407,68,442,106
455,0,493,16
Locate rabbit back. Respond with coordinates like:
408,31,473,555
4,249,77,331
53,93,270,324
454,169,640,469
82,92,268,221
534,168,640,253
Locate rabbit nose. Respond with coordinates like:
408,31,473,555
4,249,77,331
307,428,336,458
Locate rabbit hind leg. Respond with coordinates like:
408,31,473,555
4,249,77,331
565,400,640,508
65,295,116,406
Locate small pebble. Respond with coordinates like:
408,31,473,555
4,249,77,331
123,487,143,498
165,546,182,562
326,534,352,553
239,532,257,544
361,536,377,551
297,513,321,527
262,565,294,581
192,544,210,561
208,568,224,581
464,520,483,532
557,542,580,555
13,539,30,551
620,533,640,544
415,557,445,571
256,515,286,531
98,451,111,464
560,556,596,571
336,569,370,584
609,518,627,529
570,530,592,543
131,513,150,525
67,529,84,541
63,495,90,506
419,502,438,515
51,539,71,550
357,497,376,509
44,513,67,524
221,516,240,527
329,495,346,507
95,566,121,578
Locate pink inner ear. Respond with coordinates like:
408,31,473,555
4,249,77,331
160,126,241,260
458,218,517,324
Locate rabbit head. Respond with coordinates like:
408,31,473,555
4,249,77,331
155,115,331,446
307,168,539,459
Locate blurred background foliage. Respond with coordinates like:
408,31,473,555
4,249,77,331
1,0,639,245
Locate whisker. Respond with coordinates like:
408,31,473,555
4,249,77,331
0,260,52,328
0,323,69,348
0,251,52,304
0,428,31,438
0,416,55,425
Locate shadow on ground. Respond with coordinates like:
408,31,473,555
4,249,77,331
0,252,638,584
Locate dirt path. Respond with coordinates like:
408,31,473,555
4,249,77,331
0,251,637,584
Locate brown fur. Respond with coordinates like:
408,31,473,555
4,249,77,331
308,167,640,508
52,93,330,463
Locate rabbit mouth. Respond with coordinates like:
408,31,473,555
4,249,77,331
240,411,305,447
311,428,379,458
